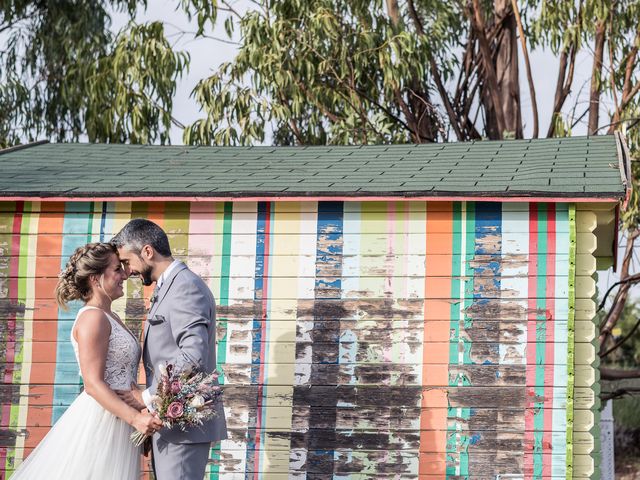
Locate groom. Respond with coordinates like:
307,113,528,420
112,219,227,479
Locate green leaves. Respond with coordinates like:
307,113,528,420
0,0,186,145
185,0,452,145
83,22,189,144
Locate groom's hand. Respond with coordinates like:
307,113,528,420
115,382,146,411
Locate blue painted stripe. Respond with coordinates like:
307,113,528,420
312,201,343,475
245,201,270,475
52,202,93,423
99,202,108,241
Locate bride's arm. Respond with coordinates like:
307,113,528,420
74,309,162,436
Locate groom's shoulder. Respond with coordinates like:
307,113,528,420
175,265,213,295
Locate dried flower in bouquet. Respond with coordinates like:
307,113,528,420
131,363,223,447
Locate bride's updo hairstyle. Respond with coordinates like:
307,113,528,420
56,242,118,308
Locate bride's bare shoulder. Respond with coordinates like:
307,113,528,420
74,308,111,342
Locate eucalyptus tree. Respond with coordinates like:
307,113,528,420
0,1,189,147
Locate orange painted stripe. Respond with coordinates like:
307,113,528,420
419,201,452,478
24,203,64,451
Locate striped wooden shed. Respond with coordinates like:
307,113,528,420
0,134,631,479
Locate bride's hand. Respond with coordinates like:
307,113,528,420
131,409,163,436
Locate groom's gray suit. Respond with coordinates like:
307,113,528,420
144,261,227,479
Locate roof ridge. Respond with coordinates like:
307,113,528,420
0,139,49,156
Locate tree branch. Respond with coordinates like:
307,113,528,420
599,229,640,353
598,272,640,312
386,0,401,27
601,367,640,380
510,0,537,138
468,0,507,137
622,27,640,100
601,387,640,401
405,0,464,141
588,20,606,135
601,315,640,358
548,43,578,137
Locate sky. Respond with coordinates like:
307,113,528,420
115,1,629,298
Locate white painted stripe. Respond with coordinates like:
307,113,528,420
552,206,570,475
500,204,529,365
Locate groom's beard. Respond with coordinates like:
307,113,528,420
139,263,154,286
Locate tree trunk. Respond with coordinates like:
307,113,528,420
493,0,522,138
588,21,606,135
475,0,522,139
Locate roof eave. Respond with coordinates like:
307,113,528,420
0,190,625,203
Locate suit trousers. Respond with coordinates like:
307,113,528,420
152,436,211,480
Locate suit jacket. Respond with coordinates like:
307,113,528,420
144,261,227,444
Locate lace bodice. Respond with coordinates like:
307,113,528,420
71,306,141,390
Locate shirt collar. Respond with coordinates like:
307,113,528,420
157,260,181,289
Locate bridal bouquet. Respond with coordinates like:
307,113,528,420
130,363,223,447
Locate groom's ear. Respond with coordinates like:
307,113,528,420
140,244,155,260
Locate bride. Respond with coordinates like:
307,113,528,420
11,242,162,479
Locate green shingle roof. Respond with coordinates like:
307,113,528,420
0,135,630,199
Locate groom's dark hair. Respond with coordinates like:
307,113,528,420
111,218,172,257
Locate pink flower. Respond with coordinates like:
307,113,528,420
170,381,182,394
166,401,184,419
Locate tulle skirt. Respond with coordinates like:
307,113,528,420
10,391,140,479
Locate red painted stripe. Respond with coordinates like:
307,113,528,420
0,195,620,204
253,202,271,480
524,203,538,478
543,204,556,477
0,202,23,469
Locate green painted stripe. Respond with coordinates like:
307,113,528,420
446,203,463,477
566,204,576,480
217,201,232,382
460,202,475,478
534,203,548,479
447,202,473,478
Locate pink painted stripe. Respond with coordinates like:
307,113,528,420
524,203,538,478
543,204,556,477
0,195,620,203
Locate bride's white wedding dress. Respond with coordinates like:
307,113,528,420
11,306,142,479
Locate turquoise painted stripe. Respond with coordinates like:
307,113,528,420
218,202,233,384
533,204,548,478
446,202,467,478
52,202,93,423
